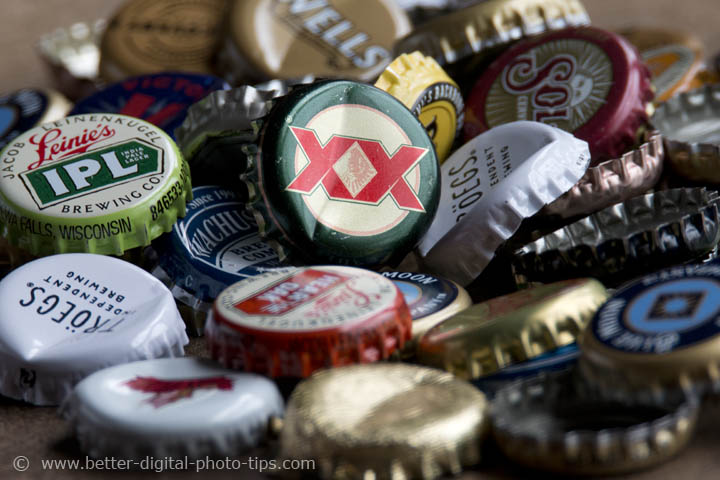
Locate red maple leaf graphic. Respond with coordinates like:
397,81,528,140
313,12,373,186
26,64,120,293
124,376,233,408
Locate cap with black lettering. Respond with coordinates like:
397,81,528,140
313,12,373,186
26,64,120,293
206,266,412,378
0,114,192,257
0,88,71,152
61,357,283,459
0,254,188,405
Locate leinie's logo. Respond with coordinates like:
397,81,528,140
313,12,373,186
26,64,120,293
21,139,162,209
125,376,233,408
29,124,116,170
287,127,428,211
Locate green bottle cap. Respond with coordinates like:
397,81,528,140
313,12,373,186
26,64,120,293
244,80,440,267
0,114,191,256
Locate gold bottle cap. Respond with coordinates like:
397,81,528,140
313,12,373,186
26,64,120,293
393,0,590,68
219,0,411,84
619,27,705,103
99,0,227,83
491,370,699,475
279,363,489,479
375,52,464,163
580,262,720,402
417,279,608,380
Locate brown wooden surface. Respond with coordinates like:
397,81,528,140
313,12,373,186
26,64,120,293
2,0,720,478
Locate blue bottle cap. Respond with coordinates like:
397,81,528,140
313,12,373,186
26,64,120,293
1,88,71,151
70,73,229,139
152,185,284,335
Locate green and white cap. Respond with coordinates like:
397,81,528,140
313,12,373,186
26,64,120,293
0,114,191,256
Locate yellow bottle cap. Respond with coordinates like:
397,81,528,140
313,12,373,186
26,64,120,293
417,278,608,379
375,52,464,163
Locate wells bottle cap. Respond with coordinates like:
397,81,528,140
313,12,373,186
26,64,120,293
0,254,188,405
206,266,412,378
279,364,489,479
243,80,440,267
375,52,464,163
61,357,284,459
1,88,72,151
218,0,411,83
0,114,192,257
464,26,654,162
417,279,608,379
100,0,227,82
70,73,230,139
580,261,720,401
151,185,284,336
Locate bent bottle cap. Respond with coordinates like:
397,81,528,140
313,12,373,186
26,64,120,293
244,80,440,267
375,51,464,163
100,0,226,82
218,0,411,83
206,266,412,378
0,113,191,256
464,26,654,162
70,73,230,139
0,254,188,405
152,185,284,335
279,364,489,479
417,278,608,379
61,357,283,459
0,88,72,151
418,120,590,286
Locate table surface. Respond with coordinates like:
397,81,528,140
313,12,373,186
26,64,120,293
2,0,720,479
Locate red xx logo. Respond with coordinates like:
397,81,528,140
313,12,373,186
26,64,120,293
286,127,428,211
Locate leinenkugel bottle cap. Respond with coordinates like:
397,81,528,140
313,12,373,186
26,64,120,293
375,52,464,163
99,0,227,82
151,185,284,336
279,364,489,479
0,114,191,257
417,121,590,286
619,28,706,103
0,88,72,151
0,254,188,406
243,80,440,267
70,73,230,139
491,370,699,475
393,0,590,69
417,279,608,379
206,266,412,378
381,271,470,356
580,261,720,402
61,357,283,459
218,0,411,84
464,26,654,162
513,188,720,287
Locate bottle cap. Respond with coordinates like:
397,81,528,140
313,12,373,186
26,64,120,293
218,0,411,84
542,131,664,219
513,188,720,287
491,370,699,475
243,80,440,267
417,278,608,379
394,0,590,68
61,357,283,459
206,266,412,378
652,85,720,183
381,271,470,356
375,52,464,163
70,73,230,140
580,261,720,402
151,185,284,336
464,26,654,162
417,121,590,286
0,114,191,257
0,253,188,405
99,0,226,82
279,364,489,479
1,88,72,151
619,28,705,103
37,20,106,101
